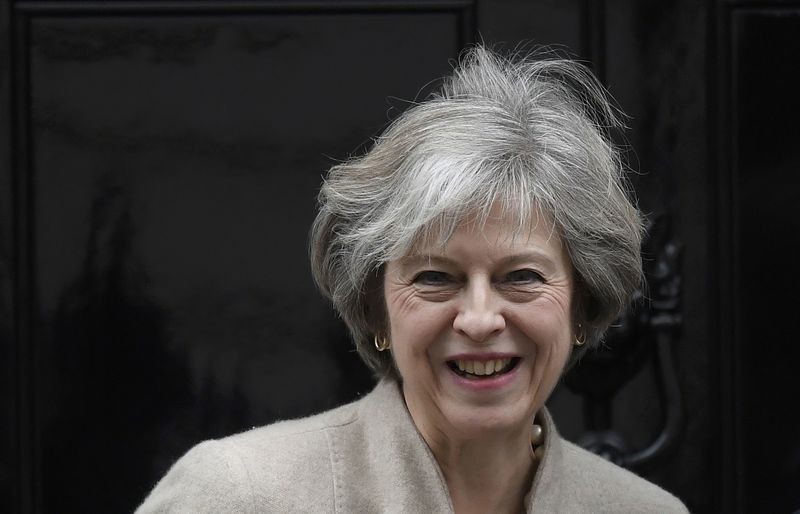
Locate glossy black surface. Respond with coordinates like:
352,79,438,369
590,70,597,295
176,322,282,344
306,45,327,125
26,11,461,513
734,9,800,513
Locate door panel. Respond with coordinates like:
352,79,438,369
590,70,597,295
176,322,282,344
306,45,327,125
732,7,800,513
9,4,470,512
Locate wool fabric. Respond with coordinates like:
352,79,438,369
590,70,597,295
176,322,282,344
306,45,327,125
137,379,688,513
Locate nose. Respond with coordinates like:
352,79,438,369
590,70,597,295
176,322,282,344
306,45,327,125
452,276,506,342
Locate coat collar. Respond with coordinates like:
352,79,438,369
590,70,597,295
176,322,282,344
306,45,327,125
355,378,565,512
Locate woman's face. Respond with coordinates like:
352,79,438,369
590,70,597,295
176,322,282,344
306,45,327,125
383,211,575,439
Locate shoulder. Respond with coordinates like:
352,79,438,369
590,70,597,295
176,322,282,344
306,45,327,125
559,440,688,513
134,438,256,513
135,398,363,513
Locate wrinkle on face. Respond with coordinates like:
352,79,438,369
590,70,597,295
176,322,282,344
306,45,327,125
382,203,576,448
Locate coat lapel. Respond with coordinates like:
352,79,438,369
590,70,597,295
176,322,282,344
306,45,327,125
329,379,454,512
331,379,563,513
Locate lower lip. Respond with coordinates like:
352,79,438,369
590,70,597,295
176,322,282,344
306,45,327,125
447,362,520,391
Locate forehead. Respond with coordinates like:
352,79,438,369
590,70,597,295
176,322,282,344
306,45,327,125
409,202,562,253
404,206,569,270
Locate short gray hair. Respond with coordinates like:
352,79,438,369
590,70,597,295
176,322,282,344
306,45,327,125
310,45,644,377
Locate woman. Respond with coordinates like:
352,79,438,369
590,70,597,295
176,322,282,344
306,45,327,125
137,46,688,513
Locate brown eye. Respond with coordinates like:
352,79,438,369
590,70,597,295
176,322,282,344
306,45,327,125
413,271,453,286
505,269,543,284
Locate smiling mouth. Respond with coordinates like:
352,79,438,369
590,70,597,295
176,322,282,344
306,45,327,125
447,357,521,379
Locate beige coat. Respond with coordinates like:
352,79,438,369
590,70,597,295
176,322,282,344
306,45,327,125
137,379,688,513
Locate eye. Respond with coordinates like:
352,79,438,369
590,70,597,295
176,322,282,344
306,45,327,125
412,270,453,286
504,269,543,284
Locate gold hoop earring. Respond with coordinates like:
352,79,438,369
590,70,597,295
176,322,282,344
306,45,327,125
574,324,586,347
374,334,390,352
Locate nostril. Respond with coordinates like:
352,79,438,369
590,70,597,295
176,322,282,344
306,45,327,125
453,311,505,342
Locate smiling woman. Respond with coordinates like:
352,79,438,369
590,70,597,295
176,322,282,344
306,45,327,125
383,212,576,511
136,46,688,513
384,210,574,431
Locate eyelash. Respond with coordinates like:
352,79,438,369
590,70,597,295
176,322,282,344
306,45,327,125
411,269,544,286
505,269,544,284
412,271,453,285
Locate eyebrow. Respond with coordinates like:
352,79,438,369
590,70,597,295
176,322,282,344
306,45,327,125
398,251,558,270
496,251,558,269
397,255,454,268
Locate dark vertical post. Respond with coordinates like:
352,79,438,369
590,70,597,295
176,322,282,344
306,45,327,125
0,3,15,514
710,2,743,513
10,6,35,514
581,0,606,83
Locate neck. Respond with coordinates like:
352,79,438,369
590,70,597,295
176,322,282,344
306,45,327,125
423,424,537,514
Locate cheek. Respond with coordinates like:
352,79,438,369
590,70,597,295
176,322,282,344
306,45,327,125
512,295,573,354
385,284,451,334
385,290,420,324
385,300,454,378
389,302,453,349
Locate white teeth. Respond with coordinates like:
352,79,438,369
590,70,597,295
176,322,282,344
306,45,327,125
453,358,513,376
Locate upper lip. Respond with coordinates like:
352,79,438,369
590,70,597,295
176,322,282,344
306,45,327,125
445,352,519,362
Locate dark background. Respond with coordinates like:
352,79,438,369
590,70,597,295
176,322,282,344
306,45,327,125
1,1,798,513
